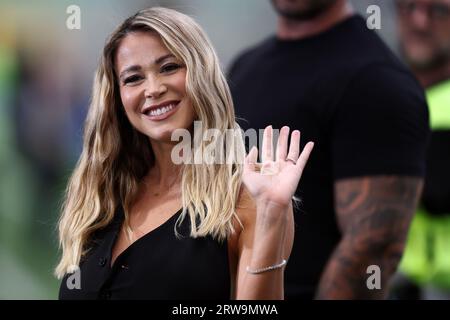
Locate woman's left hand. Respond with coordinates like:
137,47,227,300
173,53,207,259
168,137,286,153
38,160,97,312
242,126,314,207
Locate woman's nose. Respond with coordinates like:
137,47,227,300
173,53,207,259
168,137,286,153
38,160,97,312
410,7,431,29
144,77,167,99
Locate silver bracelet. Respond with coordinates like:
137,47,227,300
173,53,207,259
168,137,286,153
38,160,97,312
246,259,287,274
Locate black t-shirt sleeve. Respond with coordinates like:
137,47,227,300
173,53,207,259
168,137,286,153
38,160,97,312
331,63,430,180
227,54,241,80
227,45,256,87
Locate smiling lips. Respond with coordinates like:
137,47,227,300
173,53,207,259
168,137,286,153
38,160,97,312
142,100,180,121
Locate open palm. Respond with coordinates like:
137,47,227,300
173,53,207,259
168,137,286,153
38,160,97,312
242,126,314,206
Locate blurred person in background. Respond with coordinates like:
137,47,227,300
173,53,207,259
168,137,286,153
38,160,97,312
0,28,62,298
395,0,450,299
229,0,430,299
14,51,81,242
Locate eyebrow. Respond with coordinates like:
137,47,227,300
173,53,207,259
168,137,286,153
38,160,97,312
118,53,176,80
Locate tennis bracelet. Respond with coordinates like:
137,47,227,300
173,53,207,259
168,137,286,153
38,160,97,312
246,259,287,274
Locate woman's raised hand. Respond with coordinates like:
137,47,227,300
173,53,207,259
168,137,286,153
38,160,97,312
242,126,314,207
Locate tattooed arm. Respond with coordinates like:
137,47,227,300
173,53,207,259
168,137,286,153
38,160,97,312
315,176,423,299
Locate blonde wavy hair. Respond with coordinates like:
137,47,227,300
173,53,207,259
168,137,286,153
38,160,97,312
55,7,245,278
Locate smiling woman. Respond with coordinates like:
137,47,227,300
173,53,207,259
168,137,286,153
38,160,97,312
55,7,313,300
116,32,195,142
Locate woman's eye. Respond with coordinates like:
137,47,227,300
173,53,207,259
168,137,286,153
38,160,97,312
123,75,142,85
161,64,180,73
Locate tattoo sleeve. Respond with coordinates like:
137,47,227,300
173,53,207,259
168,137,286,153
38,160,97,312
315,176,423,299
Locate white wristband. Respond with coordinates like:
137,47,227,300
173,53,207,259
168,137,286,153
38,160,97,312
246,259,287,274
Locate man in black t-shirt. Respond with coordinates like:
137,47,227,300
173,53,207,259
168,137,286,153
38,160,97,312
228,0,430,299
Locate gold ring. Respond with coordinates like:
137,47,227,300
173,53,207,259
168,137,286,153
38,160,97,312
286,157,297,165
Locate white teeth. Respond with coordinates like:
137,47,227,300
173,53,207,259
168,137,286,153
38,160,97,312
148,104,174,116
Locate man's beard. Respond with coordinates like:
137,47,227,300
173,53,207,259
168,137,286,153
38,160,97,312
400,44,450,72
271,0,338,21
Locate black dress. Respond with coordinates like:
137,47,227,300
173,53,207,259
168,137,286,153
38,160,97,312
58,206,231,299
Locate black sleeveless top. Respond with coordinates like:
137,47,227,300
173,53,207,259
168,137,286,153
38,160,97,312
58,207,231,299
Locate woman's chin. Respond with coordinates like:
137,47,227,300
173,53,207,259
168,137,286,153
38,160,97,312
145,130,178,144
